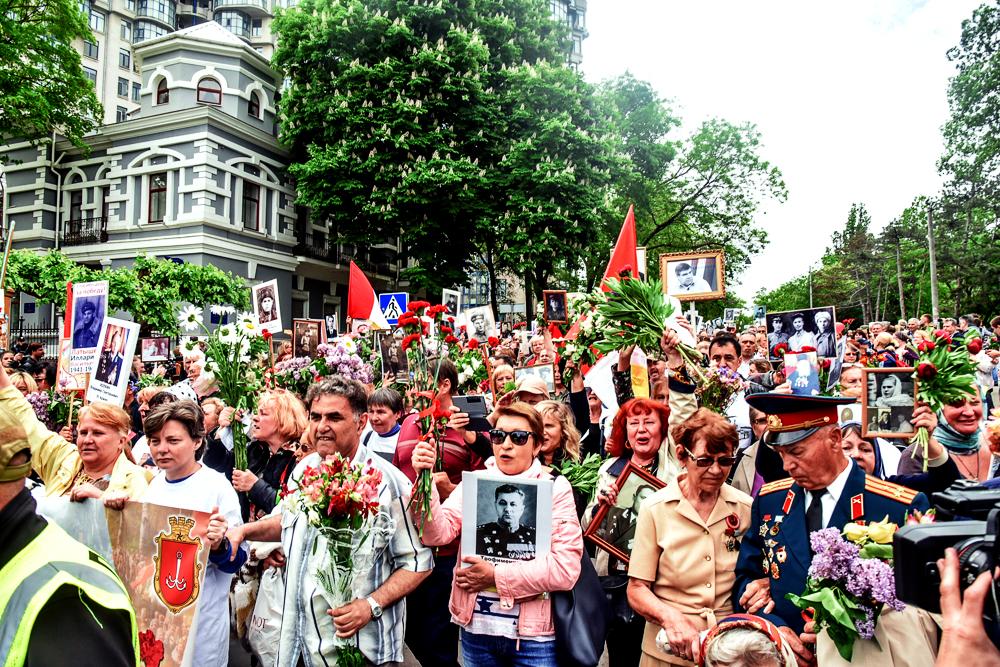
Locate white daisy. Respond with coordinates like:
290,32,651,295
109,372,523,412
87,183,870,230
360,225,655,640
210,305,236,316
178,305,203,332
342,338,357,354
236,314,261,337
216,323,238,345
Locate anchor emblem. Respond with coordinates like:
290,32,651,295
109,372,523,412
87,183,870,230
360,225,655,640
154,516,203,613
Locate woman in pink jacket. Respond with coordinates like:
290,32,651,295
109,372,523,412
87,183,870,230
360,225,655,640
410,402,583,666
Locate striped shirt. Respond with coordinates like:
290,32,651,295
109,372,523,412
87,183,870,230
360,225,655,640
275,445,434,667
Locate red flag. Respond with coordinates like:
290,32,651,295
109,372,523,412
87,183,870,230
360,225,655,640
600,204,639,291
347,261,390,329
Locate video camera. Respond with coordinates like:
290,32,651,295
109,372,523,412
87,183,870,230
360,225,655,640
894,480,1000,622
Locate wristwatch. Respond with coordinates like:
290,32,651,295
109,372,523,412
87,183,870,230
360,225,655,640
366,596,383,619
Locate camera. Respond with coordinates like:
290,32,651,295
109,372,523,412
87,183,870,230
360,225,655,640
894,480,1000,623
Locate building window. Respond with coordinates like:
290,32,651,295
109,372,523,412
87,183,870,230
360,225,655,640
242,181,259,230
89,8,105,32
156,79,169,104
119,48,131,69
127,0,135,11
248,91,260,118
83,66,97,84
69,189,83,222
132,82,141,101
121,20,132,41
550,0,567,22
83,40,99,59
134,20,168,42
216,10,250,38
116,106,128,122
102,186,111,219
196,78,222,105
148,173,167,222
251,17,262,36
117,77,129,97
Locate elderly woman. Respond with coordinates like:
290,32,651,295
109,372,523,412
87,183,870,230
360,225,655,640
898,391,993,480
626,409,753,666
0,364,151,498
490,362,515,400
699,614,797,667
410,403,582,666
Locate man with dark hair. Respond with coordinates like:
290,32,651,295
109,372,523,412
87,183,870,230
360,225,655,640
476,484,536,560
787,313,816,350
708,333,755,450
767,316,788,355
72,301,100,348
229,376,432,667
674,262,711,293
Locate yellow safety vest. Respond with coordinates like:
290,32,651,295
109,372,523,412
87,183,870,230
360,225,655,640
0,522,140,667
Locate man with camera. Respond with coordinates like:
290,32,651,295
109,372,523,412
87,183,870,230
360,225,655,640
733,393,931,666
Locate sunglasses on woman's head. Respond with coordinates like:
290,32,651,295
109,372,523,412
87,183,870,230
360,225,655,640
488,429,534,446
684,447,737,468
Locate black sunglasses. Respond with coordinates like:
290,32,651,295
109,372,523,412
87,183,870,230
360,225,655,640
684,447,737,468
489,429,534,447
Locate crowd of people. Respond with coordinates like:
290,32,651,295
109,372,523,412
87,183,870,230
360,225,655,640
3,307,1000,667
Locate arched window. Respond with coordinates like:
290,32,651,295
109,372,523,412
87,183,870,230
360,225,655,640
196,77,222,105
248,91,261,118
156,78,169,104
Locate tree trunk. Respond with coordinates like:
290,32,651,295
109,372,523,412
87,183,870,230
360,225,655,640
523,270,533,322
895,240,906,321
484,245,500,322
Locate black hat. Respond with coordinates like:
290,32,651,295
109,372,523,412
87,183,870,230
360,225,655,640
746,392,855,447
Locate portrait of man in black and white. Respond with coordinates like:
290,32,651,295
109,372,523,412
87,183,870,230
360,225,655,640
475,483,538,562
542,290,568,324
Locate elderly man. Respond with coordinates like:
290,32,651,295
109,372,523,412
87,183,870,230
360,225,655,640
734,394,930,666
736,331,759,379
228,377,432,667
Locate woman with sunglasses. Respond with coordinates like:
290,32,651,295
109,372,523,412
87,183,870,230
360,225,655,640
409,402,582,666
626,409,753,666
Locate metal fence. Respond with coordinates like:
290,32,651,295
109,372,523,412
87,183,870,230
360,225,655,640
9,326,61,359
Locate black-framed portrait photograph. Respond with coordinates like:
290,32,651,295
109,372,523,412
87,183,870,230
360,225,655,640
325,313,339,339
585,462,666,567
514,363,555,394
442,288,461,317
862,368,917,438
252,279,282,335
542,290,568,324
660,250,726,302
378,331,410,383
293,319,325,358
463,305,497,343
461,472,553,565
766,306,837,359
140,336,170,363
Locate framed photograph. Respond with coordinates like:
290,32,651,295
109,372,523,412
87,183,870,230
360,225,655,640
442,288,462,317
69,280,110,374
542,290,568,324
862,368,917,438
252,279,283,335
379,331,410,383
723,307,739,322
140,336,171,363
660,250,725,302
324,313,339,339
766,306,837,359
461,471,553,564
87,318,141,407
463,305,497,343
753,305,767,323
584,462,666,568
293,319,325,358
784,351,821,396
515,363,554,394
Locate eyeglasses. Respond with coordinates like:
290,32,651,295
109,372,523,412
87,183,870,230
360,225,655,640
489,429,534,447
684,447,737,468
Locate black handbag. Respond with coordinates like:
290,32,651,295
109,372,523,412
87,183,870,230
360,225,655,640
600,573,637,625
552,550,611,667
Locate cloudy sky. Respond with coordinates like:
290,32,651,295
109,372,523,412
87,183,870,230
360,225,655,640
581,0,982,302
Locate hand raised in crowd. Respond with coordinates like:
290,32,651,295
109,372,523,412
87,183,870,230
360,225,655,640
564,357,585,392
231,469,259,493
660,316,693,366
329,598,375,638
454,556,496,592
935,547,1000,667
410,436,438,473
205,505,229,551
218,406,237,429
448,405,470,433
59,425,75,443
739,577,775,614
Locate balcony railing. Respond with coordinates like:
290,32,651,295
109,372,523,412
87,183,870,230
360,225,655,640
176,1,211,18
63,216,109,246
294,241,399,276
135,2,176,26
214,0,268,12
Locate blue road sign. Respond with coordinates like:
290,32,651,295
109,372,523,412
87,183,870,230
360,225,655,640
379,292,408,326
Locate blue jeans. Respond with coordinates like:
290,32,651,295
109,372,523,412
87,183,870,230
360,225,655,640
460,629,558,667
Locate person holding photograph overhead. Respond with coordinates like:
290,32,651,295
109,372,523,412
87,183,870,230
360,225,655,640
409,403,582,666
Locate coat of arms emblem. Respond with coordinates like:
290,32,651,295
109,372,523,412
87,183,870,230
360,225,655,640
153,515,203,613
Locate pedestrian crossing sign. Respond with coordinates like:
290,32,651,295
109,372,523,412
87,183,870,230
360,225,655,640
379,292,408,326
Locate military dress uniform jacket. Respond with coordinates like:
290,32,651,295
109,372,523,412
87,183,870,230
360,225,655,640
732,462,929,634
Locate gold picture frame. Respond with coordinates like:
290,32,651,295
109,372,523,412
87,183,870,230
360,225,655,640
659,249,726,302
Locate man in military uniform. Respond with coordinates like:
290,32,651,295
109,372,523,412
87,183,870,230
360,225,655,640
602,483,656,555
733,393,930,665
0,414,138,666
475,484,536,561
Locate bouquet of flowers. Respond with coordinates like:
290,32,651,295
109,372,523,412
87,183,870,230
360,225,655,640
554,453,603,502
398,301,452,531
910,330,979,470
288,453,385,667
454,346,488,394
26,390,83,431
138,372,171,388
558,290,609,381
593,276,703,378
787,522,904,661
273,340,374,398
696,365,745,414
179,305,267,470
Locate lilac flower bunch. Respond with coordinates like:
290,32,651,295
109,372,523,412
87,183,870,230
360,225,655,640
272,341,374,399
789,527,904,659
25,391,51,428
695,364,745,414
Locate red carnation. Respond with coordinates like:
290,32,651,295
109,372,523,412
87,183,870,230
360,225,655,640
445,334,459,344
139,629,165,667
262,329,272,341
917,362,937,381
401,333,421,350
468,338,479,349
514,321,526,329
400,310,415,319
488,336,500,347
819,358,832,370
773,342,789,357
440,325,453,334
917,340,936,353
967,338,983,355
409,300,431,311
799,346,817,353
